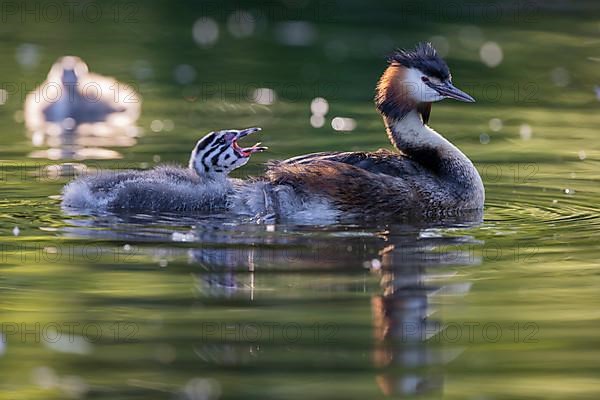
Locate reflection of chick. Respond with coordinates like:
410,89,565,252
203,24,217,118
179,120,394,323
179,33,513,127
62,128,266,212
24,56,140,133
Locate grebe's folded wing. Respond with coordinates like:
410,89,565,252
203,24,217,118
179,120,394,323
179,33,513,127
279,151,357,165
272,149,426,177
265,159,418,213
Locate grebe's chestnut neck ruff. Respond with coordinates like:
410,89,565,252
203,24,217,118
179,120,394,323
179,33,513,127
375,42,474,123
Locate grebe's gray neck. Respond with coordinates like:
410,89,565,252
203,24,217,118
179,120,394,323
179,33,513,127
382,110,484,202
383,110,464,173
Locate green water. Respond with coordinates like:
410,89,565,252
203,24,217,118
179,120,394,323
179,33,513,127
1,1,600,399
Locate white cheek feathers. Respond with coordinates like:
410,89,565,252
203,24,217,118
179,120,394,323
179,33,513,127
190,144,249,176
220,148,249,172
404,68,445,103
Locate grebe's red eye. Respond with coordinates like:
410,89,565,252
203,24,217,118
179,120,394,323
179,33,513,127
421,76,429,82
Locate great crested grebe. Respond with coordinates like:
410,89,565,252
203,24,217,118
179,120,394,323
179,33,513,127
261,42,484,219
25,56,140,131
61,128,266,212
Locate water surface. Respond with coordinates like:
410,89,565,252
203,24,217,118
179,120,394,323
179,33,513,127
1,1,599,399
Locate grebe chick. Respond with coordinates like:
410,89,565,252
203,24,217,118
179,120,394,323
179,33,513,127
263,42,484,219
62,128,266,212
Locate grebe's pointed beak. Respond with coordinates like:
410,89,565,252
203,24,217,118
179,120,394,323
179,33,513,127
432,81,476,102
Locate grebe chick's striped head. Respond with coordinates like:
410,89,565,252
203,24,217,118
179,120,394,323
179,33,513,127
189,127,267,176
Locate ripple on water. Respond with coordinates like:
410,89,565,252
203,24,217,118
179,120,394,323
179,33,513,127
485,183,600,231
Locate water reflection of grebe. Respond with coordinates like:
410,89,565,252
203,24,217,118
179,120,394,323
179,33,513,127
182,223,481,397
59,207,482,397
370,235,476,396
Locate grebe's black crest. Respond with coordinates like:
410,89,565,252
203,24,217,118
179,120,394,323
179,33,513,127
388,42,450,81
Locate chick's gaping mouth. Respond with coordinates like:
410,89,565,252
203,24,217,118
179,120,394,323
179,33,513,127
232,139,267,157
232,127,268,157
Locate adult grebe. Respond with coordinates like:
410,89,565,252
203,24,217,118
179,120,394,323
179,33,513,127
62,128,266,212
263,42,484,219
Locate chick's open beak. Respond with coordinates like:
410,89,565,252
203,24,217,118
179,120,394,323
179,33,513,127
233,127,268,157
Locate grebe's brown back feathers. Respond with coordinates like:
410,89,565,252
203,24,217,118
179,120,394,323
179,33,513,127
266,159,421,215
272,149,430,177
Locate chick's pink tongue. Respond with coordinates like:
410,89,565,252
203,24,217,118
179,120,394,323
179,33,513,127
232,141,245,156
